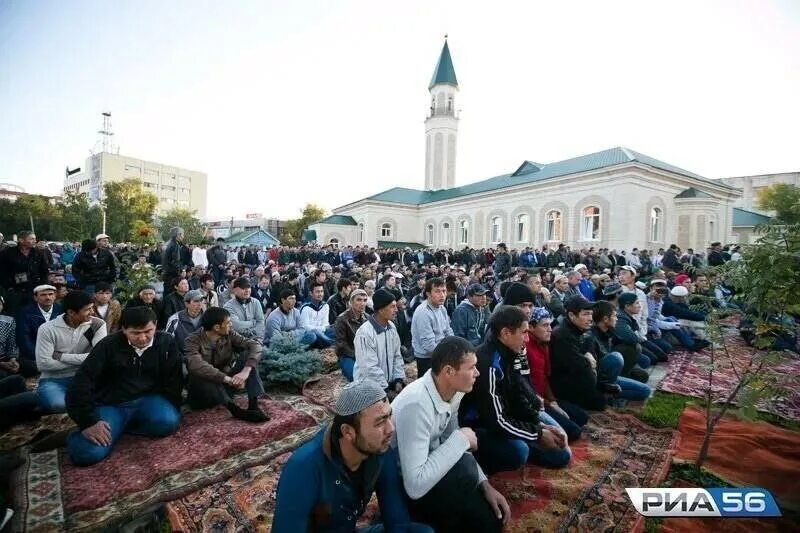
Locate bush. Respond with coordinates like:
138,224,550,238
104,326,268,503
258,334,322,390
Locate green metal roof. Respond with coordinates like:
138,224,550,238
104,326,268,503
429,40,458,90
674,187,713,199
361,147,724,206
315,215,358,226
378,240,428,249
732,207,772,227
302,230,317,242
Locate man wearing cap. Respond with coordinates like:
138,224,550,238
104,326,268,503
451,284,490,347
572,264,595,301
71,237,118,295
610,292,652,382
36,291,107,413
662,285,709,343
354,289,406,399
299,282,336,348
0,230,50,314
165,289,206,356
224,277,265,341
411,278,454,376
15,284,62,377
392,336,510,532
548,274,570,319
92,282,122,333
273,380,432,533
618,266,650,342
646,280,705,352
550,296,624,411
184,307,268,423
334,289,369,381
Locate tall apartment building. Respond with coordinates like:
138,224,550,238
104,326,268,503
64,152,208,218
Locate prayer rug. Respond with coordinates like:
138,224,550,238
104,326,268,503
0,414,75,452
167,411,676,533
672,406,800,511
656,329,800,422
10,395,329,532
303,364,419,412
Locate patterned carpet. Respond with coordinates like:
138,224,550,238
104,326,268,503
167,405,676,532
656,328,800,421
10,395,329,532
0,413,75,452
302,363,418,411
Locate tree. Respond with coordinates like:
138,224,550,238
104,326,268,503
60,191,103,242
102,179,158,243
693,221,800,468
130,219,158,246
283,203,327,246
157,207,206,245
756,183,800,224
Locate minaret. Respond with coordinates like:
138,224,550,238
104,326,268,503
424,38,459,191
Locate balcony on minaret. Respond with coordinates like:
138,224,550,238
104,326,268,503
428,104,458,119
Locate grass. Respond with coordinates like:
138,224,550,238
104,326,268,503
635,391,692,428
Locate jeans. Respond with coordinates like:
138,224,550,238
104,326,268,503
474,426,571,474
295,329,317,347
66,394,181,466
597,352,652,401
339,357,355,381
637,353,652,369
648,337,673,355
37,376,73,413
545,404,583,442
308,326,336,349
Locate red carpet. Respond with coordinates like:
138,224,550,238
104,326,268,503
11,395,329,532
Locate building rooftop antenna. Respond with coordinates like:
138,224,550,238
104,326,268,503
98,111,115,154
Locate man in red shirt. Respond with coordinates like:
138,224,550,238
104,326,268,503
525,307,586,442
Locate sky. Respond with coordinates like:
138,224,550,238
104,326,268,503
1,0,799,220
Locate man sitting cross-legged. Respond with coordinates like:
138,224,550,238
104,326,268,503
392,336,511,533
334,288,369,381
273,379,432,533
36,290,107,413
65,306,182,466
353,289,406,401
183,307,269,423
459,305,571,474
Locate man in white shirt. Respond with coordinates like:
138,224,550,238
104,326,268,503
392,336,510,533
192,245,209,269
36,291,107,412
298,282,335,348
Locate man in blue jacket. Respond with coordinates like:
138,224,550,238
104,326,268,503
273,380,432,533
16,284,62,377
450,284,490,347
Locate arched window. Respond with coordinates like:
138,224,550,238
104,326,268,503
358,223,364,243
649,207,662,242
441,222,451,245
426,224,434,245
546,210,562,241
329,238,339,249
460,220,469,244
516,213,529,243
380,223,392,238
490,216,502,244
582,206,600,240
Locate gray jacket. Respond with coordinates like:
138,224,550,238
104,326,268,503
224,297,265,340
411,301,453,359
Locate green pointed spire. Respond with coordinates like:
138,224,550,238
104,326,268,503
429,39,458,90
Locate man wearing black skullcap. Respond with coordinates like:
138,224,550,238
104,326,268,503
354,289,406,400
273,380,432,533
